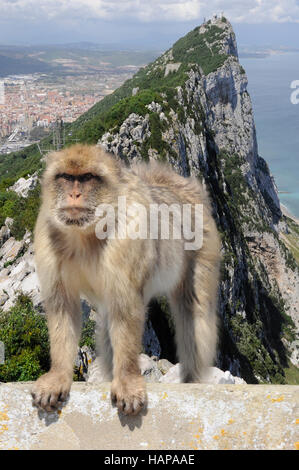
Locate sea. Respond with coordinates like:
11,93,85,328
240,53,299,219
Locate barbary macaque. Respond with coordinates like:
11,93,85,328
31,144,221,415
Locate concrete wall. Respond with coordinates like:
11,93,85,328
0,382,298,450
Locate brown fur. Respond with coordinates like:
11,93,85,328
31,144,221,415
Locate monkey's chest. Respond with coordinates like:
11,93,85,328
62,254,105,302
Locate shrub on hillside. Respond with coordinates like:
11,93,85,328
0,294,97,382
0,294,50,382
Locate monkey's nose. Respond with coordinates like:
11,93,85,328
69,191,82,199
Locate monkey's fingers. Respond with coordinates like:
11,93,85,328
31,372,71,412
111,388,147,416
31,388,68,411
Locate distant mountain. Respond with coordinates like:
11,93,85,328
0,45,160,74
0,53,57,77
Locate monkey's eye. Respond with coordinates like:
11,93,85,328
55,173,76,182
77,173,95,183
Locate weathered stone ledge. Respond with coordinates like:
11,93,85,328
0,382,298,450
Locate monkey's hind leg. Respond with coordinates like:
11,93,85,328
169,250,220,383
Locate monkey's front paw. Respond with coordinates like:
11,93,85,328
111,375,147,416
31,370,72,412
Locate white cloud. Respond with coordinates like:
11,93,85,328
0,0,299,23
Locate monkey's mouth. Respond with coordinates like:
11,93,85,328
58,207,95,227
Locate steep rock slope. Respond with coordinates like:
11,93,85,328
95,17,299,383
0,16,298,383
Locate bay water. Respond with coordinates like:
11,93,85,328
241,53,299,218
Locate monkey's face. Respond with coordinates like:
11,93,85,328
53,172,103,228
43,144,121,231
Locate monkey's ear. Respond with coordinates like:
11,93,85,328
44,150,60,166
95,145,120,162
94,145,124,176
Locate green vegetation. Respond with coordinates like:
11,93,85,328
0,144,43,183
222,153,248,205
284,360,299,385
206,148,298,384
217,151,281,234
230,315,286,384
79,318,96,351
282,216,299,266
73,89,164,144
219,251,295,385
278,238,298,272
172,24,228,75
0,184,41,240
214,151,256,234
0,294,50,382
0,294,97,382
140,112,177,162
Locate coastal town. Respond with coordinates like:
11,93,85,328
0,66,139,154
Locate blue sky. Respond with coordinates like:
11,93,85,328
0,0,298,48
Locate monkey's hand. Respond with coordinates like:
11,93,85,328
111,374,147,416
31,370,72,412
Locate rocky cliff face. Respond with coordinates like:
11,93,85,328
0,16,298,384
98,17,299,382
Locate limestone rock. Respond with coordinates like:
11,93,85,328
0,236,42,311
1,382,298,450
159,363,181,383
0,292,8,306
85,357,108,384
159,365,247,384
146,101,162,113
139,353,163,383
0,225,10,248
201,367,246,384
99,113,151,161
0,237,24,264
8,172,38,198
164,63,181,77
4,217,14,228
157,358,174,375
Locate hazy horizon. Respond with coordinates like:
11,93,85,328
0,22,298,52
0,1,298,50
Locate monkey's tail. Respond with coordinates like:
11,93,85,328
169,219,221,383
